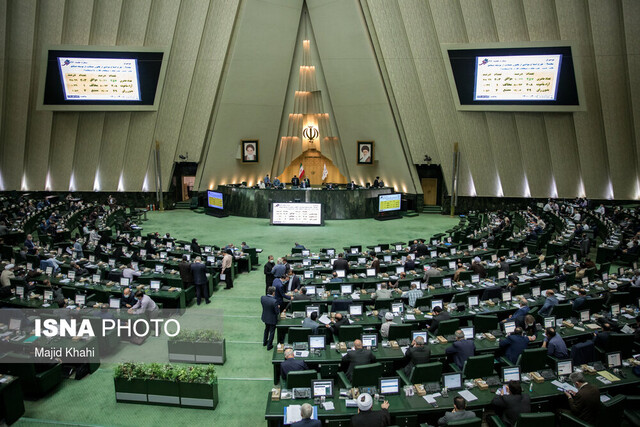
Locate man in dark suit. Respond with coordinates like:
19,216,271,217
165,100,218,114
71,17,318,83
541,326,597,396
333,253,349,273
499,327,530,364
593,323,612,348
273,276,291,312
342,339,376,380
404,255,416,271
120,287,136,308
264,255,275,294
491,380,531,426
292,403,321,427
293,287,311,301
371,256,381,275
190,257,210,305
326,312,349,338
445,330,475,370
437,396,476,426
281,348,308,380
428,306,451,334
288,271,301,293
261,286,279,350
291,175,300,187
565,372,599,425
401,336,431,375
415,241,428,257
179,255,194,289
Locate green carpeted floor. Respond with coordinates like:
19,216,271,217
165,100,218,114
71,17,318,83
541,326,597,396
15,211,459,427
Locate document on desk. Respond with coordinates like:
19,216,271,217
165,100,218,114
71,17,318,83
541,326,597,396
405,314,416,320
552,380,578,393
284,405,302,424
351,293,360,300
318,314,331,325
423,393,441,404
457,390,478,402
597,371,620,382
322,401,335,410
401,346,409,355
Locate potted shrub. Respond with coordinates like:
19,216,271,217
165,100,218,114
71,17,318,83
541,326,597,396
168,330,196,363
168,330,226,365
177,365,218,409
113,362,148,403
145,363,180,406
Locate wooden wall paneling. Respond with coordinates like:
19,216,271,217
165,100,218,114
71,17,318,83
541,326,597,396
622,0,640,198
48,0,93,190
121,0,179,191
588,0,636,199
22,0,64,191
177,0,240,166
1,0,36,190
555,0,609,198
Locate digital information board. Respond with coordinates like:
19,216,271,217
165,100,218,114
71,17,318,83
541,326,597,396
58,57,141,101
378,194,401,213
207,191,223,209
271,203,323,226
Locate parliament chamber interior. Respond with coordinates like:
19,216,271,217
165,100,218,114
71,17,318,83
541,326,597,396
1,1,640,426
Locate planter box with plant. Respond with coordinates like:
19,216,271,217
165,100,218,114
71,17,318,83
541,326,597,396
168,329,226,365
113,363,218,409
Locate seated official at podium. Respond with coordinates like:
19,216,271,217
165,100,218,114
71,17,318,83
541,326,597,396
291,175,300,186
346,181,357,190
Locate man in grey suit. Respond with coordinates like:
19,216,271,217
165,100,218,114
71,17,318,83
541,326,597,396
342,339,376,381
437,396,476,426
261,286,279,351
190,257,210,305
292,403,321,427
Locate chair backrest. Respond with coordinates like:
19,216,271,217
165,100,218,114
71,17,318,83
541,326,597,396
388,324,414,341
285,370,318,388
326,419,350,427
462,354,494,379
287,327,313,344
552,303,573,319
604,333,635,358
351,362,383,387
374,298,393,311
437,319,460,336
338,325,363,342
291,300,317,313
414,296,431,309
513,283,531,296
570,340,596,365
596,394,625,426
599,262,611,275
447,416,482,426
518,348,548,372
607,292,632,307
452,291,470,304
410,362,443,384
515,412,556,427
458,271,472,282
473,315,498,333
539,277,556,291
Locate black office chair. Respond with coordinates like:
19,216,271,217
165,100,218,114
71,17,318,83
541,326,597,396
284,370,319,388
458,271,472,282
287,328,313,344
473,315,498,333
451,292,470,304
338,325,363,343
291,300,317,313
552,303,573,319
338,362,383,388
595,333,635,359
511,348,548,372
489,412,555,427
435,319,460,336
539,277,556,290
397,362,443,385
447,417,482,426
388,324,414,341
414,296,431,309
581,296,604,314
453,354,494,379
374,299,393,311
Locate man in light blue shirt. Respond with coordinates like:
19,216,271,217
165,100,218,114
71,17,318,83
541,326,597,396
542,327,568,358
271,258,286,278
538,290,558,317
403,283,423,307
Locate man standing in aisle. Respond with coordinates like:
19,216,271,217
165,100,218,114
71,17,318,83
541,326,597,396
261,286,279,350
191,257,211,305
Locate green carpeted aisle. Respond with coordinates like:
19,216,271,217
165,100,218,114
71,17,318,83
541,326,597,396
16,211,459,427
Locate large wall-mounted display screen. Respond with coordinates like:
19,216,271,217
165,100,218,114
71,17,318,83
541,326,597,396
271,203,323,226
443,42,584,112
38,46,168,111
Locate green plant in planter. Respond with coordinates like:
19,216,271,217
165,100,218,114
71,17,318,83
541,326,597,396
114,363,215,384
169,329,223,343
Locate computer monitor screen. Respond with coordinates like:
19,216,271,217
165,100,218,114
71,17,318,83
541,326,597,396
304,271,314,279
391,302,404,314
68,270,76,280
491,254,498,262
340,284,352,294
504,321,516,334
443,373,462,390
308,335,325,350
88,255,95,263
498,271,506,279
160,252,167,259
131,262,139,270
351,247,359,254
431,300,443,311
302,250,310,257
46,266,53,276
140,249,147,257
306,306,319,317
520,267,527,275
366,268,376,277
580,310,590,322
109,258,116,267
448,261,456,270
412,331,428,342
155,265,163,273
75,294,86,305
374,246,381,253
311,379,333,398
502,366,521,383
555,318,563,327
150,280,161,291
303,259,311,266
557,360,572,376
326,249,335,257
607,352,622,368
306,286,316,295
92,274,101,283
468,295,479,307
602,272,608,281
509,251,514,257
8,319,21,330
471,274,480,283
204,246,211,253
396,266,405,274
207,256,216,263
362,334,377,348
15,286,24,298
384,255,392,263
544,317,555,329
184,254,191,261
358,257,366,264
502,291,511,302
44,290,53,301
443,278,452,288
379,377,400,395
461,327,474,340
378,193,401,213
396,244,403,251
559,282,566,292
120,278,130,287
611,304,620,316
349,305,363,316
450,248,457,255
430,251,437,258
468,245,474,252
109,298,120,309
336,270,346,278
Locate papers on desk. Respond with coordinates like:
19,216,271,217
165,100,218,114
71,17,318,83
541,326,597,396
322,401,334,410
284,405,318,424
318,314,331,325
527,298,536,303
457,390,478,402
423,392,441,404
600,395,611,403
597,371,620,382
552,380,578,393
405,314,416,321
351,293,360,300
622,313,636,320
621,325,635,334
60,279,71,284
401,346,409,355
293,350,309,358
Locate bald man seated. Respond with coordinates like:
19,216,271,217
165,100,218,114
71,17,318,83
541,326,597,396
342,339,376,381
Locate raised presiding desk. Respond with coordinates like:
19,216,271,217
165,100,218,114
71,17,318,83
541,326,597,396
215,185,393,219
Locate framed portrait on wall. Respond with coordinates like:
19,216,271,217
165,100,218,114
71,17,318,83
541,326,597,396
357,141,374,164
242,140,259,163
